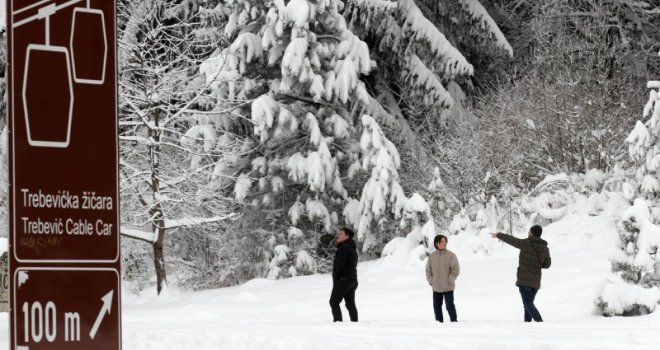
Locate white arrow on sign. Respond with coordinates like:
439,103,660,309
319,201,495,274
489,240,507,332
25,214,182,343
89,290,114,340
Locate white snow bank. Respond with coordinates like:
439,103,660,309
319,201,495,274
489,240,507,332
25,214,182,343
3,215,659,349
597,281,660,316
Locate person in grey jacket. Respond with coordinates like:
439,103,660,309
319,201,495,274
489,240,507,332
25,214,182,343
425,234,460,322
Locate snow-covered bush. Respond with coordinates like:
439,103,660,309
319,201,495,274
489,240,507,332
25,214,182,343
380,193,435,266
443,169,632,258
583,169,608,192
524,173,572,224
602,164,636,201
595,199,660,316
445,198,503,256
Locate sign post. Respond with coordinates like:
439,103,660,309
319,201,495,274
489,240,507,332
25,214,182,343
7,1,121,349
1,252,8,312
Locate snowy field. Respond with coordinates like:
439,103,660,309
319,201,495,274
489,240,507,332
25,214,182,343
1,219,659,349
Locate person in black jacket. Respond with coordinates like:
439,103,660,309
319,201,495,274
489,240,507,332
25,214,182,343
490,225,551,322
329,227,358,322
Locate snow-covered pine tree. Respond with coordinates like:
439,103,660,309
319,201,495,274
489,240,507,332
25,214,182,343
595,76,660,315
626,80,660,206
118,0,235,294
595,199,660,316
202,0,408,277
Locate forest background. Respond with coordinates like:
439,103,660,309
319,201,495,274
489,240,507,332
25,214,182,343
0,0,659,312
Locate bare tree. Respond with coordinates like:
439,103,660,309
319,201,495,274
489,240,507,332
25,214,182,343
118,0,236,294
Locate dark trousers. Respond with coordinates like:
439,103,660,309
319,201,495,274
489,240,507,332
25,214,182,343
433,291,457,322
330,280,358,322
519,286,543,322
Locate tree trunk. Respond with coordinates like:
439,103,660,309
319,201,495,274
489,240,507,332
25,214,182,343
150,109,167,294
153,223,167,295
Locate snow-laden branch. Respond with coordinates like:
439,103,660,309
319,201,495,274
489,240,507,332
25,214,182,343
399,0,473,77
164,213,238,230
350,0,397,12
362,94,430,163
160,53,234,128
121,213,238,242
458,0,513,57
402,53,454,107
120,227,156,243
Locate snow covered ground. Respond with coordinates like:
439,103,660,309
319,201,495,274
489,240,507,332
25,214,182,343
1,218,659,349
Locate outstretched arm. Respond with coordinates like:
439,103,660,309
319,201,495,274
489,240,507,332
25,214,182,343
490,232,524,249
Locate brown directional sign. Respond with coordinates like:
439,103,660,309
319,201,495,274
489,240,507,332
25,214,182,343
12,268,121,350
7,0,121,349
8,0,118,263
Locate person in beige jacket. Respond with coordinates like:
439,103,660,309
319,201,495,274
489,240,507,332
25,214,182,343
425,234,460,322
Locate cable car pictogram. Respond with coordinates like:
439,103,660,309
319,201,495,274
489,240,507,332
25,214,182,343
12,0,109,148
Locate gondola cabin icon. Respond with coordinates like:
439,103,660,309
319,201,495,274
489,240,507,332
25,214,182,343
13,0,108,148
